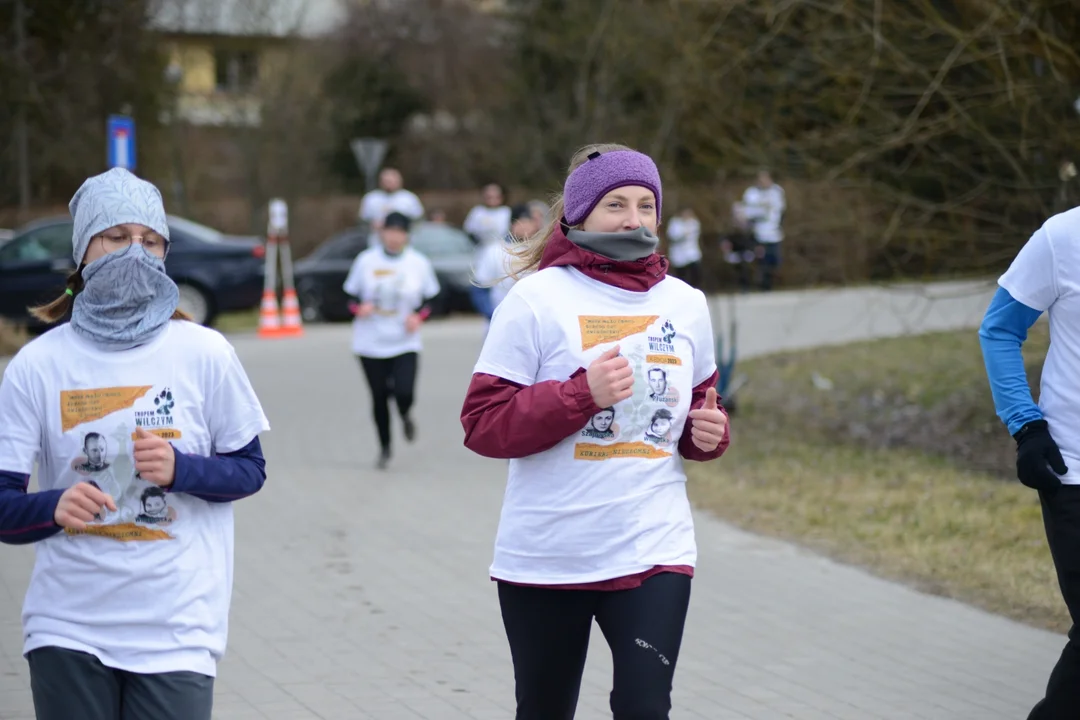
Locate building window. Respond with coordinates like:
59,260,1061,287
214,50,258,93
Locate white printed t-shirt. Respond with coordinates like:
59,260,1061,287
999,206,1080,485
463,205,511,246
473,239,518,310
359,189,425,246
358,189,425,226
0,321,270,676
343,246,441,358
742,184,786,243
474,267,717,584
665,216,703,268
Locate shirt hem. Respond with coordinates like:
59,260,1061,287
353,345,424,360
489,559,697,586
23,633,218,677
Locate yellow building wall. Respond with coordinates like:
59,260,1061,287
167,37,297,96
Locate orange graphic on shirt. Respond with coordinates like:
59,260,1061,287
645,354,682,366
573,441,672,461
373,269,395,277
579,315,660,351
64,523,174,542
60,386,153,433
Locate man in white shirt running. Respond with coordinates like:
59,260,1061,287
358,168,425,249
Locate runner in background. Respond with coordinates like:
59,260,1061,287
0,168,270,720
460,143,730,719
527,199,550,228
344,212,440,470
358,168,425,249
472,203,541,324
463,182,511,247
664,207,703,289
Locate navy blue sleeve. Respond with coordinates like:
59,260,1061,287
978,286,1045,435
169,436,266,504
0,471,64,545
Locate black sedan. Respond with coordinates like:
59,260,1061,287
294,222,476,323
0,215,265,328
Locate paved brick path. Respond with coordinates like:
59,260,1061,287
0,283,1068,719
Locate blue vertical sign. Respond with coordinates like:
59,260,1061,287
106,114,137,171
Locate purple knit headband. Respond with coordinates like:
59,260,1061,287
563,150,663,226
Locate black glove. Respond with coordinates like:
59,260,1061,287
1014,419,1068,493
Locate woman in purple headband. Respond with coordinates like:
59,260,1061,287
460,143,731,719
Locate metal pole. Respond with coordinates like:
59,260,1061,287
15,0,31,215
279,235,296,293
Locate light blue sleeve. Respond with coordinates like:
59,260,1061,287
978,286,1045,435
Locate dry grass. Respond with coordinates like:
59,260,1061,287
213,310,260,335
687,324,1070,633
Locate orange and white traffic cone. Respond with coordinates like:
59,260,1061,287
257,290,282,338
279,288,304,337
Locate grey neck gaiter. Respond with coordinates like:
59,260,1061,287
70,245,180,350
566,226,659,261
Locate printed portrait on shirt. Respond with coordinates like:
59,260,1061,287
647,367,680,407
581,407,618,440
135,486,176,526
72,432,111,474
643,408,674,446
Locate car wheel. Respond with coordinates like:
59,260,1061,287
176,283,212,326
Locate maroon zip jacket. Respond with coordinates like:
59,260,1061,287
460,225,730,590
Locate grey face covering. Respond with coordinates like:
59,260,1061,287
66,167,176,349
566,226,659,261
70,245,179,350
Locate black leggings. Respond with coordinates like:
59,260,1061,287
358,352,418,451
1029,485,1080,719
498,572,692,720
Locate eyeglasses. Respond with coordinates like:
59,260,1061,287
96,232,169,258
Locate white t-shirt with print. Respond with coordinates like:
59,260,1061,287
999,206,1080,485
665,216,703,268
742,184,786,243
343,246,441,358
473,239,518,310
0,321,270,677
474,267,717,584
463,205,511,246
359,189,425,246
359,189,425,226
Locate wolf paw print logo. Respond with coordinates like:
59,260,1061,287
661,321,676,345
154,388,174,416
